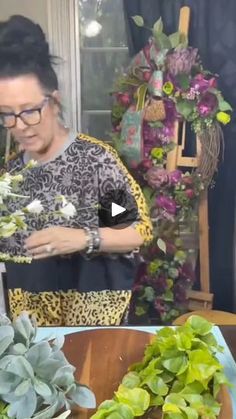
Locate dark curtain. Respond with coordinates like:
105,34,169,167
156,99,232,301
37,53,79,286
123,0,236,312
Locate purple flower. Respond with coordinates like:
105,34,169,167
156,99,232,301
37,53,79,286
156,195,177,215
152,275,168,293
169,170,182,185
191,74,217,93
173,282,187,303
154,297,166,315
146,167,169,188
166,47,198,76
197,92,218,117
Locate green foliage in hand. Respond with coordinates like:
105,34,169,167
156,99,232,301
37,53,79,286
92,316,230,419
0,313,96,419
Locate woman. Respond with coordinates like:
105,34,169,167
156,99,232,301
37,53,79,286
0,15,153,325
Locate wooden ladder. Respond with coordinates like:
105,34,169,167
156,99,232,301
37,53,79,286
166,7,213,310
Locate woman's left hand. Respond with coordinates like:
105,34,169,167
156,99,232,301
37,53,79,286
25,227,87,259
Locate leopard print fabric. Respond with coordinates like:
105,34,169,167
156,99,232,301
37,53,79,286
8,288,131,326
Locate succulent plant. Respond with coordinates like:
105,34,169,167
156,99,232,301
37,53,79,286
0,312,96,419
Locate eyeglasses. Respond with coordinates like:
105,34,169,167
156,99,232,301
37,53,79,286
0,96,50,129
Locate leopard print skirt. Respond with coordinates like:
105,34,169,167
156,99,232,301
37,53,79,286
8,288,132,326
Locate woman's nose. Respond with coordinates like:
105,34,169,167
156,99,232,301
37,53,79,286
15,115,28,130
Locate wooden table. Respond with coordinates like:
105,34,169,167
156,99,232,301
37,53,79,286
61,327,234,419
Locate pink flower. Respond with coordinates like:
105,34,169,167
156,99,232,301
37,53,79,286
156,195,177,215
185,189,195,199
139,159,153,170
191,74,217,93
197,92,218,117
146,167,169,188
117,92,131,106
168,170,182,185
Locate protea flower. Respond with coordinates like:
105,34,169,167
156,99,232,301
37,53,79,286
166,47,198,76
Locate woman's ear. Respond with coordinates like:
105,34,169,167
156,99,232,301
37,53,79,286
51,90,62,116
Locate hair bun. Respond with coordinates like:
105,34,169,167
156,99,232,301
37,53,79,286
0,15,50,65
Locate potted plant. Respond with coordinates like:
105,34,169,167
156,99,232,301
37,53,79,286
0,312,96,418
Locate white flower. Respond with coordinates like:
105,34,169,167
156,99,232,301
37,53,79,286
0,173,12,197
25,159,38,169
56,195,68,207
11,174,23,182
59,202,76,219
0,221,17,237
26,199,44,214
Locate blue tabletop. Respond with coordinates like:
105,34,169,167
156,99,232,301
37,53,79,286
37,326,236,419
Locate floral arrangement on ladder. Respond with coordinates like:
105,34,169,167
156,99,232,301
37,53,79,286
111,16,232,323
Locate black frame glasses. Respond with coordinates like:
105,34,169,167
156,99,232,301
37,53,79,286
0,96,50,129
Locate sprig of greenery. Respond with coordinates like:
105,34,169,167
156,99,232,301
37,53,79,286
92,316,230,419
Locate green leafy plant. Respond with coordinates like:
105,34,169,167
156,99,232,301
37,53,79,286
92,316,230,418
0,312,96,419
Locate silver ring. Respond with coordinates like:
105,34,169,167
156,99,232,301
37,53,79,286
45,244,53,254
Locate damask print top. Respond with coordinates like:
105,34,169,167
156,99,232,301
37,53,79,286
1,133,153,258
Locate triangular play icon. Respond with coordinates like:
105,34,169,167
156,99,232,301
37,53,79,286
111,202,126,217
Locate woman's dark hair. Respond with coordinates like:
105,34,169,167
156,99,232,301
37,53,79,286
0,15,58,92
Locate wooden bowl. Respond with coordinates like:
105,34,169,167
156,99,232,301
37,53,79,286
62,329,233,419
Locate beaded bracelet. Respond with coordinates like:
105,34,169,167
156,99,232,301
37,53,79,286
83,227,101,255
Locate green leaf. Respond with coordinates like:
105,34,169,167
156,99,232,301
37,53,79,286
142,187,154,208
218,99,233,111
143,286,155,302
157,238,166,254
143,376,169,396
68,384,96,409
0,355,34,379
33,377,52,397
176,73,190,90
9,343,27,355
7,387,37,419
186,349,221,384
149,394,164,407
122,372,141,389
181,406,198,419
13,312,36,345
186,315,212,336
162,355,188,374
176,100,195,119
163,289,174,302
115,385,150,416
0,370,21,394
131,15,144,27
0,326,14,357
154,32,172,50
169,32,181,48
26,341,52,368
14,379,31,397
153,17,163,33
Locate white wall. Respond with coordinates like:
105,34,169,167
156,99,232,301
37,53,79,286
0,0,48,35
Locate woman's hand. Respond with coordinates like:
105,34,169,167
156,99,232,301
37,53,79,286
25,227,87,259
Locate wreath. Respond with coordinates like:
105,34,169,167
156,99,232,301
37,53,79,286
110,17,232,323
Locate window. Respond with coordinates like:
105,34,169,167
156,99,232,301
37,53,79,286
79,0,129,141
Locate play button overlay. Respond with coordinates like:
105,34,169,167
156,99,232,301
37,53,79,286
98,188,140,229
111,202,126,217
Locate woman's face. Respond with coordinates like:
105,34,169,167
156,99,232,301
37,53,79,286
0,74,60,154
